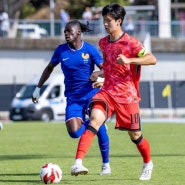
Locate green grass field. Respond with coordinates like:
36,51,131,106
0,121,185,185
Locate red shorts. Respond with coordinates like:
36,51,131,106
91,91,141,131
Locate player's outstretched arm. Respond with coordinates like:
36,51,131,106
32,62,55,104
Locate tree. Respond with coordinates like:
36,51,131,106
64,0,130,19
93,0,130,7
0,0,131,19
0,0,30,18
132,0,160,6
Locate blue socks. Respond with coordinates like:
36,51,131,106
97,124,110,163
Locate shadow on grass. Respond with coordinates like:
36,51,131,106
0,172,137,184
0,173,89,184
89,153,185,158
0,154,62,161
0,173,38,176
0,153,184,162
0,180,40,184
0,173,40,184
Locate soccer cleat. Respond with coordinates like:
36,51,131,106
71,164,88,176
139,161,153,180
100,166,111,175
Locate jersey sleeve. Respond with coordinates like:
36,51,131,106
90,45,103,66
129,37,148,58
50,46,60,65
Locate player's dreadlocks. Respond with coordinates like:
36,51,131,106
68,20,92,32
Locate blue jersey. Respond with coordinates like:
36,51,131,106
51,41,102,100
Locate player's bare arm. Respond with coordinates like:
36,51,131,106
37,62,55,87
96,63,104,78
117,52,156,65
89,63,104,81
32,62,55,103
91,63,105,88
90,70,104,81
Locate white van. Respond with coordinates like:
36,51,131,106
17,24,48,39
9,74,66,121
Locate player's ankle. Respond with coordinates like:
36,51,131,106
74,159,82,165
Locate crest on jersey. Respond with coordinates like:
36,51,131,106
82,53,89,59
82,53,89,63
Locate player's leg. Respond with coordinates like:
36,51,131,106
65,100,86,138
125,103,153,180
88,100,111,175
115,103,153,180
129,131,153,180
71,104,107,176
68,116,89,176
65,100,90,175
71,92,114,176
97,124,111,175
71,131,111,176
66,118,85,138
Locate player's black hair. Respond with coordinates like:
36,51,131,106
102,3,126,26
67,19,92,32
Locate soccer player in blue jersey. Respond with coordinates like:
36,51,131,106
32,20,111,176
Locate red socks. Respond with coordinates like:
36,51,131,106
136,137,151,163
76,129,151,164
76,130,96,159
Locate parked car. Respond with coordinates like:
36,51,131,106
9,74,66,121
17,24,48,39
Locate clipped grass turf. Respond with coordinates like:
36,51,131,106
0,121,185,185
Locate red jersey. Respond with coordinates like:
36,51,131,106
99,33,145,103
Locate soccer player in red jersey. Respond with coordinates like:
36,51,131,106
71,3,156,180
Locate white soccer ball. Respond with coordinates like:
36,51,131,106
40,163,62,184
0,122,3,130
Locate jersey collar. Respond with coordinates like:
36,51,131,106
68,41,84,51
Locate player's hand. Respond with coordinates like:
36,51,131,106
92,77,104,88
90,71,99,82
117,54,131,64
32,87,40,104
92,81,104,88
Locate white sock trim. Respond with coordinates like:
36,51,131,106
102,163,110,167
74,159,82,165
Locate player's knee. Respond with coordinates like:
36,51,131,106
131,135,143,144
69,130,81,138
87,125,98,134
68,125,85,138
